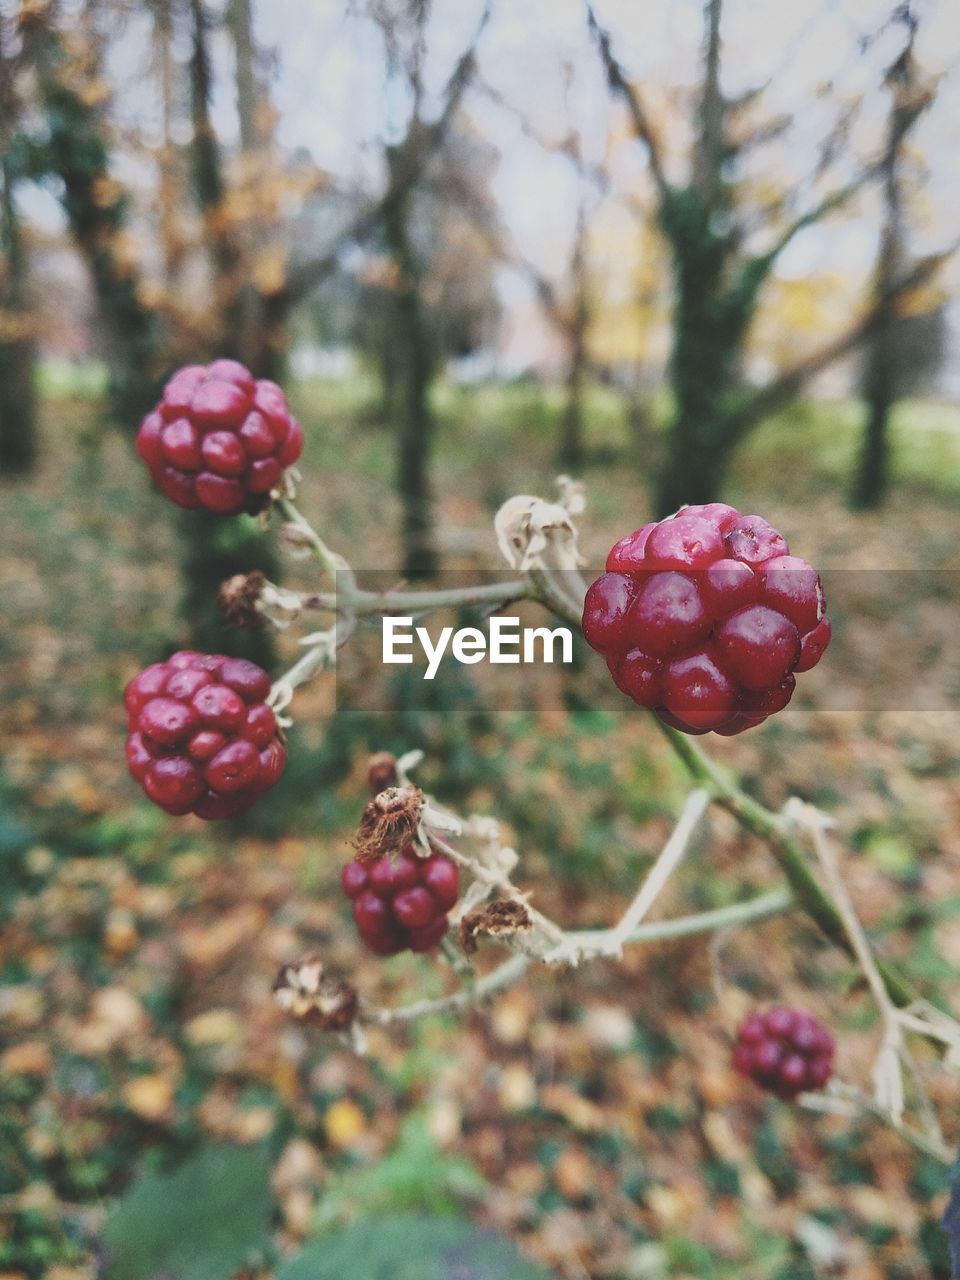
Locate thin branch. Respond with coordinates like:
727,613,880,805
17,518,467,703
278,0,490,305
585,3,671,203
364,887,793,1027
723,241,959,441
749,164,881,279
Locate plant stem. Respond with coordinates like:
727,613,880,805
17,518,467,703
651,718,917,1008
275,495,350,587
367,888,793,1025
302,579,527,616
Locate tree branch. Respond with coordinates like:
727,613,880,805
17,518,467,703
585,4,671,203
277,0,490,306
724,242,959,441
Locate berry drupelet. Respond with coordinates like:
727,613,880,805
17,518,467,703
733,1006,835,1100
341,845,460,956
124,651,285,819
135,360,304,515
582,504,831,736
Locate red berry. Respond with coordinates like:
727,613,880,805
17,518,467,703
661,649,736,730
610,648,662,708
144,756,204,815
733,1006,835,1100
220,657,272,703
723,515,789,565
136,361,303,515
392,887,438,929
124,651,284,819
583,505,828,735
368,851,421,896
605,522,656,572
630,572,710,657
204,739,260,793
341,862,368,899
341,845,459,956
581,573,637,652
138,697,198,747
714,606,800,691
795,617,831,673
645,513,723,569
192,683,246,731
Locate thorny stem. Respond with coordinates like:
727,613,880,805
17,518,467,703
651,718,918,1010
802,1086,953,1165
364,888,793,1026
545,789,710,962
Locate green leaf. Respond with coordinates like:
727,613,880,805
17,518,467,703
277,1214,556,1280
311,1114,487,1233
102,1144,273,1280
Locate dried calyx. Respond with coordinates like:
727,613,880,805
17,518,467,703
458,899,533,954
353,785,424,862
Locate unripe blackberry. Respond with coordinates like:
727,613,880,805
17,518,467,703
583,505,830,735
340,844,459,956
136,360,304,515
124,650,285,818
733,1006,835,1100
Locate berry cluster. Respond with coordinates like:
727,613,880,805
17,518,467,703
582,504,830,735
124,651,285,819
733,1007,835,1099
135,359,304,515
341,846,460,956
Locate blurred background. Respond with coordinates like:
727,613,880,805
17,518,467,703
1,0,959,1276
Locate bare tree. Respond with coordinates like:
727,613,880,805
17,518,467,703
588,0,953,515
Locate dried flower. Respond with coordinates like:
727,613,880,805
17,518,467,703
218,572,267,630
273,953,358,1031
494,491,583,571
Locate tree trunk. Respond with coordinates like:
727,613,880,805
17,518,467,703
560,342,586,471
27,10,161,425
850,46,911,511
185,0,276,663
851,333,896,509
0,155,38,475
559,205,589,470
656,204,742,515
384,156,438,579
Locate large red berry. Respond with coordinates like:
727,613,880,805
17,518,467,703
340,845,459,956
733,1007,835,1100
583,505,829,735
124,651,284,819
136,361,304,515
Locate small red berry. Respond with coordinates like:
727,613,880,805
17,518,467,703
341,844,459,956
583,505,829,735
124,651,284,818
136,361,304,515
733,1006,835,1100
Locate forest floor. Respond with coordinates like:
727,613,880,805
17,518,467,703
1,381,959,1279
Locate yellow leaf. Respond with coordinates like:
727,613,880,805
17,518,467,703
323,1099,366,1150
